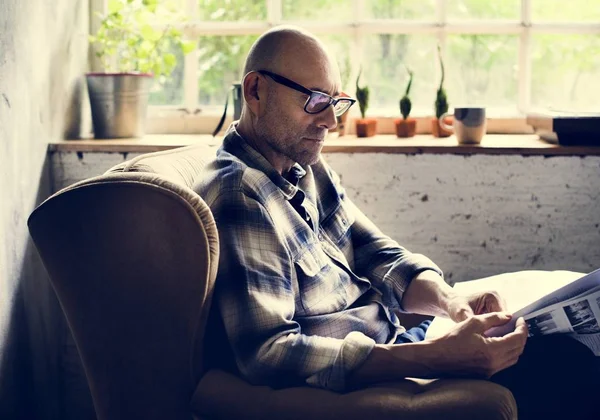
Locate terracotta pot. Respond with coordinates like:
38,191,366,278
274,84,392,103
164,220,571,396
394,118,417,138
431,116,453,138
355,118,377,138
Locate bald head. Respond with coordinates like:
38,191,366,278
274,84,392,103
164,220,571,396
236,26,341,174
243,26,337,81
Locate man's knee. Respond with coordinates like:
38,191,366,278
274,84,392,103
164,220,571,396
491,334,599,419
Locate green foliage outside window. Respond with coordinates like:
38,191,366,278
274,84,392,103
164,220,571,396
147,0,600,113
90,0,194,77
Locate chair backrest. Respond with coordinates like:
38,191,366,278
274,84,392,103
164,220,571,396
27,144,219,420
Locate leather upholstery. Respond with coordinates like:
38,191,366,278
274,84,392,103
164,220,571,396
28,144,517,419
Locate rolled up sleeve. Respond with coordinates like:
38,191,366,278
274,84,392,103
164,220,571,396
326,165,443,308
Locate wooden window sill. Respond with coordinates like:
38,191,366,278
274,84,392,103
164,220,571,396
49,134,600,156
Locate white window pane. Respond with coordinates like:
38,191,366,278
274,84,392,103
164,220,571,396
446,35,518,109
531,34,600,112
447,0,519,20
198,35,258,106
360,35,437,116
282,0,352,21
198,0,266,21
319,35,352,93
532,0,600,22
148,44,185,106
364,0,436,20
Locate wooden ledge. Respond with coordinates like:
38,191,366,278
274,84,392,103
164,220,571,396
49,134,600,156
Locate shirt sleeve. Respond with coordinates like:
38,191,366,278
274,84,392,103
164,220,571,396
326,164,443,310
210,188,375,392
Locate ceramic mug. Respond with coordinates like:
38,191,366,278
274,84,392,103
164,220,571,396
439,107,487,144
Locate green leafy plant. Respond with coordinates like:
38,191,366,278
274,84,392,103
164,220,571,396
355,68,370,119
399,65,413,120
89,0,195,77
435,44,449,118
338,54,352,94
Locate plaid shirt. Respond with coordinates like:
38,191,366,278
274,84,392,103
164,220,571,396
195,124,442,391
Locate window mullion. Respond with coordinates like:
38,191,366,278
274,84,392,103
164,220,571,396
436,0,447,99
436,0,447,46
351,0,365,98
532,23,600,34
518,0,532,113
268,0,282,25
89,0,107,72
184,0,199,113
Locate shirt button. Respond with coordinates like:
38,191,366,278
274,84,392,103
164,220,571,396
318,234,324,241
341,219,347,226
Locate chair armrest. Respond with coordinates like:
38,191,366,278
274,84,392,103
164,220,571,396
191,369,516,420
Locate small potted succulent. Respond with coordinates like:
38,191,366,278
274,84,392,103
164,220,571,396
87,0,194,138
432,45,453,138
395,66,416,138
355,68,377,138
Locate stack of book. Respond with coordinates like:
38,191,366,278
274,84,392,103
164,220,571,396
526,112,600,146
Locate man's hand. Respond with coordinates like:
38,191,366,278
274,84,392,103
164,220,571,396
348,312,528,387
401,271,507,322
446,290,507,323
427,312,528,378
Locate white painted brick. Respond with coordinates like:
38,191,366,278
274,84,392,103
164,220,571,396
324,153,600,282
50,151,144,192
52,151,600,282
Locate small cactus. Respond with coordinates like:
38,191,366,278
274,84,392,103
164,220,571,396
356,68,369,119
400,66,413,120
435,44,449,118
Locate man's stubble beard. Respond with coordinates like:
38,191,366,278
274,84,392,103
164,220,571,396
256,102,322,167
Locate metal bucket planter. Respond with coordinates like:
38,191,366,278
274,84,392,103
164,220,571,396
86,73,153,138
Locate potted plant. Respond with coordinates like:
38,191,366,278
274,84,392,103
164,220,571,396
395,66,416,138
355,68,377,138
432,45,452,138
87,0,194,138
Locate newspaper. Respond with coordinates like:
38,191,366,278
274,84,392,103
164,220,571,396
484,268,600,355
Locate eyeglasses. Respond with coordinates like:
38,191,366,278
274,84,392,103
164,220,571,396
257,70,356,117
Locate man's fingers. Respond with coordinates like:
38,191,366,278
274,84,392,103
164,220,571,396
514,316,528,335
488,332,527,355
488,317,528,350
468,312,513,332
496,294,508,312
486,292,507,313
455,306,475,322
484,333,527,376
488,332,525,352
474,291,506,314
494,348,523,374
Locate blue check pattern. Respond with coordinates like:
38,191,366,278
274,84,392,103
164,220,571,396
195,124,442,391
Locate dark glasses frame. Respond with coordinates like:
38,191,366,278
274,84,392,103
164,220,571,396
257,70,356,117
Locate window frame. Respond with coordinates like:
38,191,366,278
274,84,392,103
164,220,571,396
90,0,600,134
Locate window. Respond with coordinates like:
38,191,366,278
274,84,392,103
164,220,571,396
91,0,600,133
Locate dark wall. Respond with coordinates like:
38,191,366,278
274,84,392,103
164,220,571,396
0,0,89,418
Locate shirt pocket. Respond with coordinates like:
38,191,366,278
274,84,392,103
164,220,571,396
322,200,355,254
295,245,347,315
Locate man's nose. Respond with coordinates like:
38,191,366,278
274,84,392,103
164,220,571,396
317,104,337,130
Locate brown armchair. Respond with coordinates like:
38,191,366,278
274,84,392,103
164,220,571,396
28,144,516,420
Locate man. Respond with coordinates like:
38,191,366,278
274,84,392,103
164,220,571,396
196,26,597,418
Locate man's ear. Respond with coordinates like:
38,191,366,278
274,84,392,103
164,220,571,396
242,71,267,117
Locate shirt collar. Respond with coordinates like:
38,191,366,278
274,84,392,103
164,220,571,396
221,123,307,200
